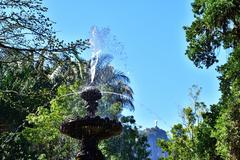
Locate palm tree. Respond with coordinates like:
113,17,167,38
40,52,134,117
89,54,134,117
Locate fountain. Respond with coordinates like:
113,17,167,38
60,26,126,159
60,86,122,160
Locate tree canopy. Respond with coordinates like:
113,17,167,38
158,1,240,159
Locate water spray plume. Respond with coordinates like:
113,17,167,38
89,26,102,84
90,49,101,83
88,26,126,84
102,91,130,99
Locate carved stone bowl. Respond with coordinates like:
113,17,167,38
60,116,122,140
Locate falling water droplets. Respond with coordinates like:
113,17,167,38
88,26,127,85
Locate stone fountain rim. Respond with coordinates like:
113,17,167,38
60,116,122,140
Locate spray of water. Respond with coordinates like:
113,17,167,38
52,90,129,102
101,91,130,99
90,50,101,83
89,26,102,84
88,26,126,84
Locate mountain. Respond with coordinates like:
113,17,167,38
144,126,168,160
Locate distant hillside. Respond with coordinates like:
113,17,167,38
144,126,168,160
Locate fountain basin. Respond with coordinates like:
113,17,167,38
60,116,122,140
80,86,102,102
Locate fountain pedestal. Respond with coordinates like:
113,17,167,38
60,86,122,160
77,137,104,160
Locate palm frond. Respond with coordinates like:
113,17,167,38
96,54,113,69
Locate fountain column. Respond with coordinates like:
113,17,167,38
76,136,104,160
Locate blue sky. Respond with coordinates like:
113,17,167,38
43,0,223,131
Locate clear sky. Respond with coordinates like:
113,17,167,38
43,0,223,131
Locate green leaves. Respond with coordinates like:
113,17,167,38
186,0,240,159
185,0,240,68
157,86,222,160
100,116,150,160
23,105,64,144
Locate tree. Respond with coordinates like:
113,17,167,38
157,86,222,160
100,116,150,160
92,54,134,118
185,0,240,159
0,0,88,63
196,104,222,160
0,0,87,159
0,0,89,131
21,84,83,159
